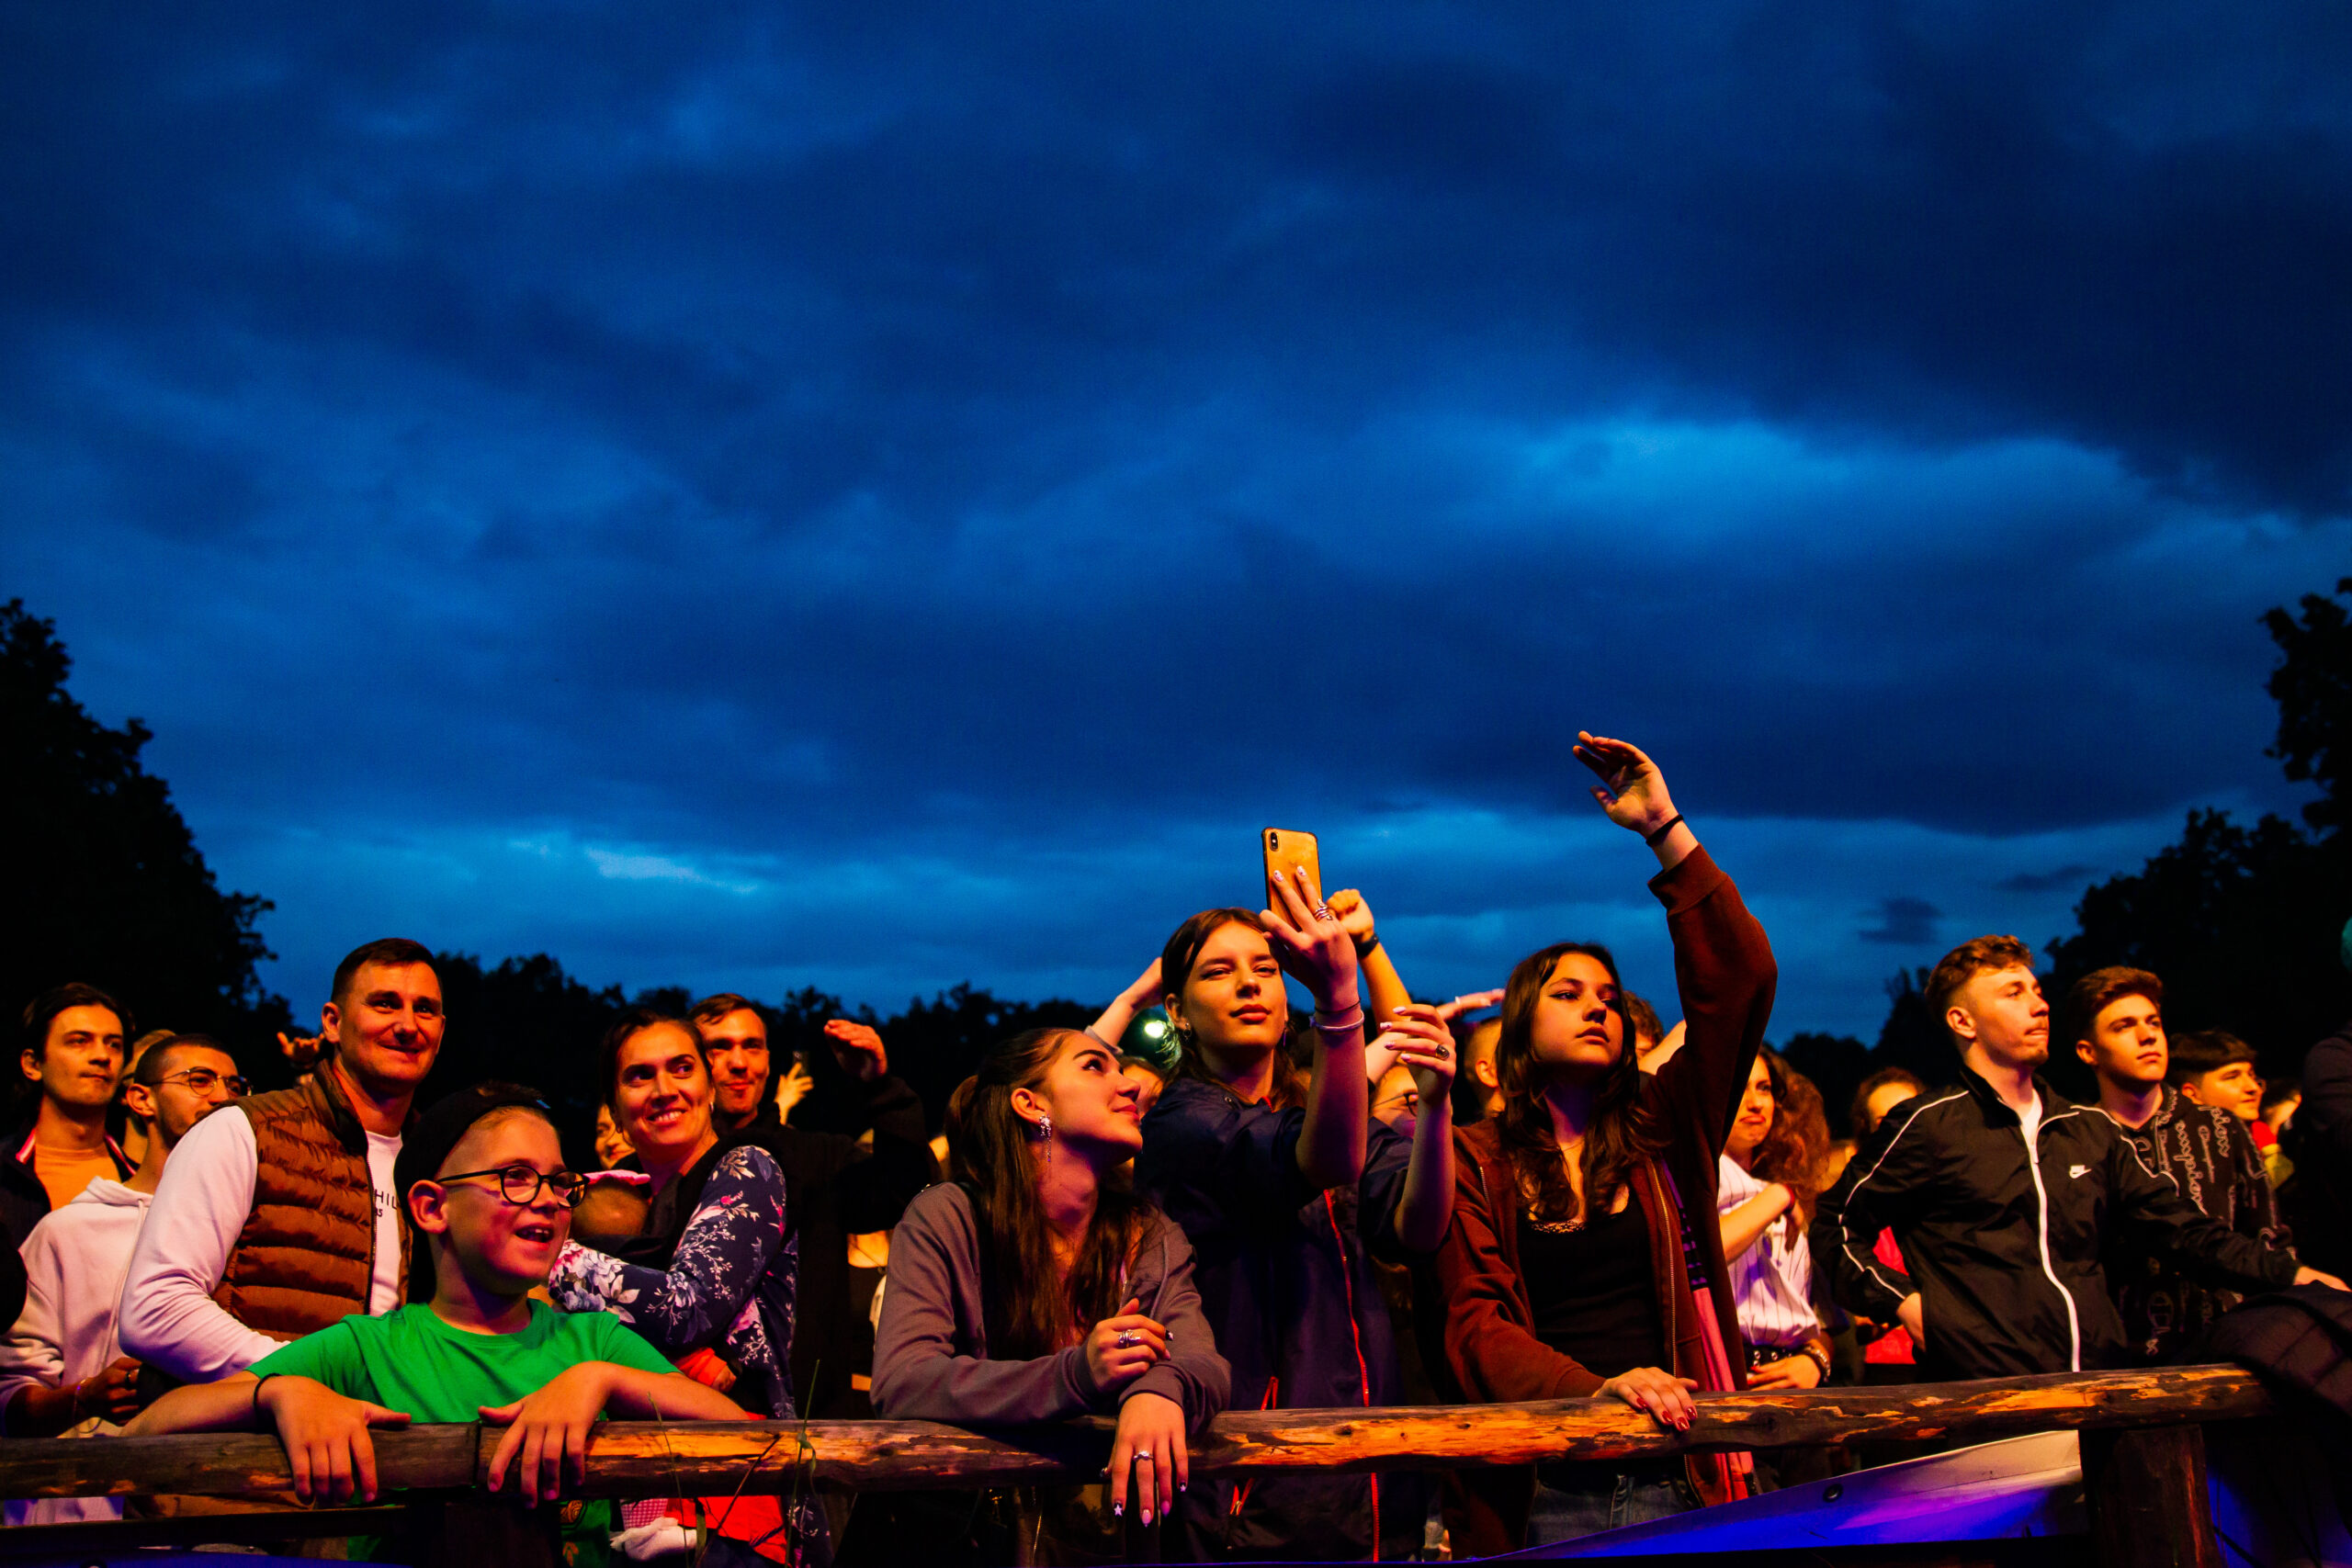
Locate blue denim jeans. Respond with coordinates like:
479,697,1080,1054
1524,1460,1700,1545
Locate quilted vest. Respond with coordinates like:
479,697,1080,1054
212,1066,410,1341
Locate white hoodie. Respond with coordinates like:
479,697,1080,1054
0,1178,152,1525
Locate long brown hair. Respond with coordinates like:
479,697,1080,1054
1746,1049,1832,1227
1495,942,1663,1224
954,1028,1159,1359
1159,908,1308,1111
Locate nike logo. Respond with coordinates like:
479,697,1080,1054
2069,1164,2090,1179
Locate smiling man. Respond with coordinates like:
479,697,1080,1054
2065,968,2294,1363
120,940,445,1382
3,987,135,1250
1815,935,2340,1382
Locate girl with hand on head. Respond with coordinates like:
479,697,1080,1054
872,1028,1229,1562
1717,1050,1836,1402
1434,734,1778,1550
1134,866,1457,1562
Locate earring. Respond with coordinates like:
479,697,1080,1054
1032,1113,1053,1163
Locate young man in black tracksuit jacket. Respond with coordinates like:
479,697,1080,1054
1815,935,2343,1382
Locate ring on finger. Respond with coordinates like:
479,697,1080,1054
1135,1451,1154,1463
1311,904,1334,921
1115,1330,1140,1348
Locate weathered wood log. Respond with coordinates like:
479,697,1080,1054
2081,1424,2222,1568
0,1364,2275,1502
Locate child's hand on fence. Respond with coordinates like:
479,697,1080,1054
1080,1298,1168,1396
481,1362,614,1506
258,1375,411,1504
1106,1390,1187,1525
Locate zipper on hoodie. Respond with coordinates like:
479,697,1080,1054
2018,1102,2082,1371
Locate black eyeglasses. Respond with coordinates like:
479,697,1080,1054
157,1067,250,1098
433,1165,589,1208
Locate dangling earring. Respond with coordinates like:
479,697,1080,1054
1032,1113,1053,1163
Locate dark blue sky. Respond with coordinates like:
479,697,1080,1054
6,3,2346,1038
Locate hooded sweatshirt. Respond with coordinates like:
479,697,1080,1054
0,1178,152,1525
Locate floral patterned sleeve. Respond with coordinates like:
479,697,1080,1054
548,1145,786,1355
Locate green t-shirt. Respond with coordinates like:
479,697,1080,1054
251,1301,676,1420
252,1303,679,1564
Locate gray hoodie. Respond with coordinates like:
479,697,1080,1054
872,1182,1230,1427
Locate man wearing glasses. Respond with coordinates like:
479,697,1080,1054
0,1033,243,1523
122,939,444,1384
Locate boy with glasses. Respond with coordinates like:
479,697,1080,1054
0,1032,243,1523
126,1083,747,1559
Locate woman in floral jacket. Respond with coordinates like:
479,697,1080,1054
548,1007,820,1562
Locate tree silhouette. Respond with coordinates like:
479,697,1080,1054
1,599,289,1054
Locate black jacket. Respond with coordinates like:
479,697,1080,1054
2282,1018,2352,1280
724,1071,937,1416
1814,1064,2301,1381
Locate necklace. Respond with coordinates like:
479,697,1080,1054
1526,1143,1592,1233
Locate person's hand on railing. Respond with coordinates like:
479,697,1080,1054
2293,1266,2348,1291
824,1019,889,1083
257,1374,412,1505
481,1362,620,1506
1080,1297,1168,1396
1108,1390,1187,1526
1597,1366,1697,1432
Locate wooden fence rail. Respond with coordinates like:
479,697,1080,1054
0,1361,2272,1502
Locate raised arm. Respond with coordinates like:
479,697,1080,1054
813,1022,943,1234
1089,960,1166,1050
1263,864,1369,1190
1376,1003,1458,1252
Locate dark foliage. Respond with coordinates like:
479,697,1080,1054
1,599,289,1059
1777,1032,1873,1140
2264,577,2352,837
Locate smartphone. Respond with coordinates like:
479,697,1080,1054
1261,827,1323,913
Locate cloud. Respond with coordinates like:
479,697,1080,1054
2,2,2345,1043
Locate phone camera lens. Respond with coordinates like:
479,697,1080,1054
1269,832,1279,849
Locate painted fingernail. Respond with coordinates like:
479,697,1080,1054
1114,1503,1125,1517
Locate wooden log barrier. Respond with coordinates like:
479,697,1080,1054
0,1363,2273,1503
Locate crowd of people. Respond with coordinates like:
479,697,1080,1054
2,730,2347,1565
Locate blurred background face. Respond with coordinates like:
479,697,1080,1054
2076,993,2165,1089
1862,1080,1919,1135
2181,1061,2263,1121
1118,1059,1166,1117
1726,1055,1775,1163
1526,952,1623,1078
1371,1063,1419,1132
1172,920,1288,1055
133,1043,243,1149
325,961,445,1092
611,1021,716,1166
592,1101,634,1168
24,1005,124,1110
1951,964,2050,1069
698,1007,771,1122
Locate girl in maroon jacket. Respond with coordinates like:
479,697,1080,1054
1432,733,1778,1550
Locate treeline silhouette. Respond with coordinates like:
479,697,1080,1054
6,578,2347,1145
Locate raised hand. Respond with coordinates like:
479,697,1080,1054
773,1058,817,1122
1107,1391,1188,1525
1261,863,1361,1014
1571,732,1679,839
1080,1297,1169,1396
1374,1004,1457,1105
823,1019,888,1082
257,1375,412,1505
275,1030,327,1069
1325,888,1377,951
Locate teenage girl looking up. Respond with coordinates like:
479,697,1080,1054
1135,866,1457,1562
872,1028,1228,1560
1434,734,1777,1551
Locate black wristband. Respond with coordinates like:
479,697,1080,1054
1352,931,1381,958
251,1373,278,1426
1643,813,1686,848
